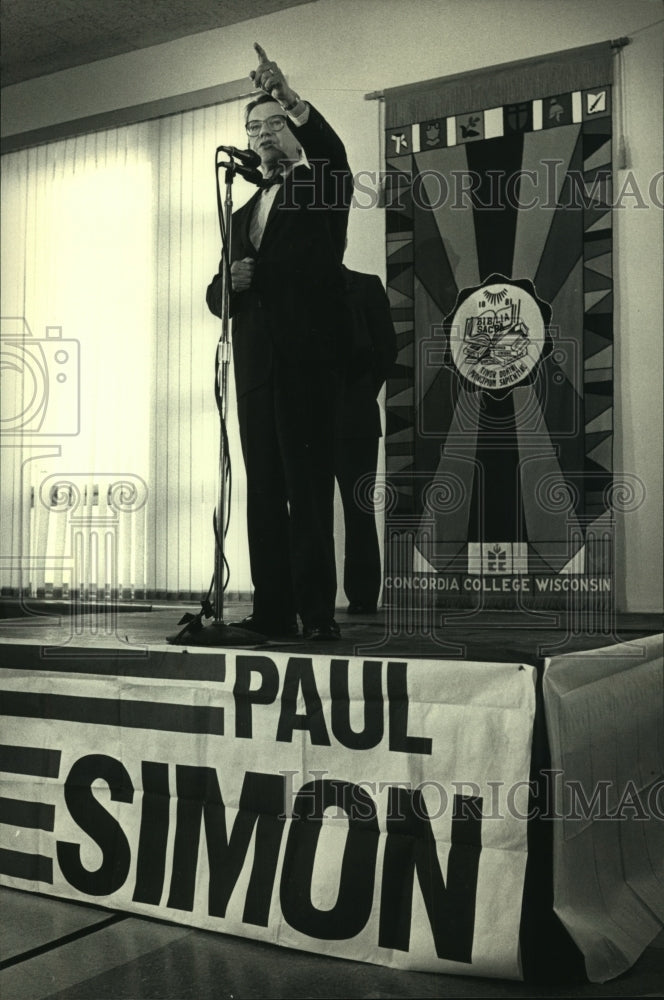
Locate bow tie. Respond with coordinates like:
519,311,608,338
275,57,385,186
260,173,283,190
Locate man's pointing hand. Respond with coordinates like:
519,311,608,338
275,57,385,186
250,43,298,108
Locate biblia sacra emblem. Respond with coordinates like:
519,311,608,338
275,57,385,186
447,275,552,392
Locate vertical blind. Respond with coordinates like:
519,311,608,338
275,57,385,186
0,99,254,601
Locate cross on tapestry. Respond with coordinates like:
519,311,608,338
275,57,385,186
383,42,616,608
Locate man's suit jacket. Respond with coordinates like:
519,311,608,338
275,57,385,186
206,104,353,398
337,268,398,440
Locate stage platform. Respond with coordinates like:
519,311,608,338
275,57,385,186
0,598,660,660
1,600,662,997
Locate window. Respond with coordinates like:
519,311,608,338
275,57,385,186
0,100,253,602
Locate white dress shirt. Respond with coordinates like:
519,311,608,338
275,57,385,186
249,102,310,251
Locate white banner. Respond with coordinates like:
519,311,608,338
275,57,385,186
0,645,537,980
544,633,664,984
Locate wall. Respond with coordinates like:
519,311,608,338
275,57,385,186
2,0,662,612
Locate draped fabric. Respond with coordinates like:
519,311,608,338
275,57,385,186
0,100,254,601
382,43,617,608
383,41,615,128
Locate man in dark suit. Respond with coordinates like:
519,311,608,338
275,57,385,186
335,267,397,614
206,43,352,641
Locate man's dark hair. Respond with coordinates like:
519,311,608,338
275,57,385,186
245,92,282,122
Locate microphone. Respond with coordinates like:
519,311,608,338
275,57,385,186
216,145,261,168
216,156,264,187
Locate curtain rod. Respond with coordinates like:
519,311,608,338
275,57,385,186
364,37,630,101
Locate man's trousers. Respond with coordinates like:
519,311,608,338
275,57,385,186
237,363,339,629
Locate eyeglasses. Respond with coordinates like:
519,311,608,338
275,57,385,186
245,115,288,136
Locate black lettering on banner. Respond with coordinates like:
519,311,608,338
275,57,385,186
56,754,133,896
133,761,170,905
167,767,286,927
239,771,288,926
0,743,61,778
379,789,482,963
280,779,379,940
0,847,53,883
234,655,280,738
0,691,223,736
0,796,54,831
276,658,331,746
330,659,384,750
387,663,432,755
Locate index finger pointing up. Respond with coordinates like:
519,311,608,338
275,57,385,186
254,42,269,64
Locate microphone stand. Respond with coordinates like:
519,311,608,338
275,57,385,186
167,151,265,646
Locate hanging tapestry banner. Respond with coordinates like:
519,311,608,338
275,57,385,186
383,47,615,608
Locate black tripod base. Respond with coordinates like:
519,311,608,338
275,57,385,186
166,613,267,647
